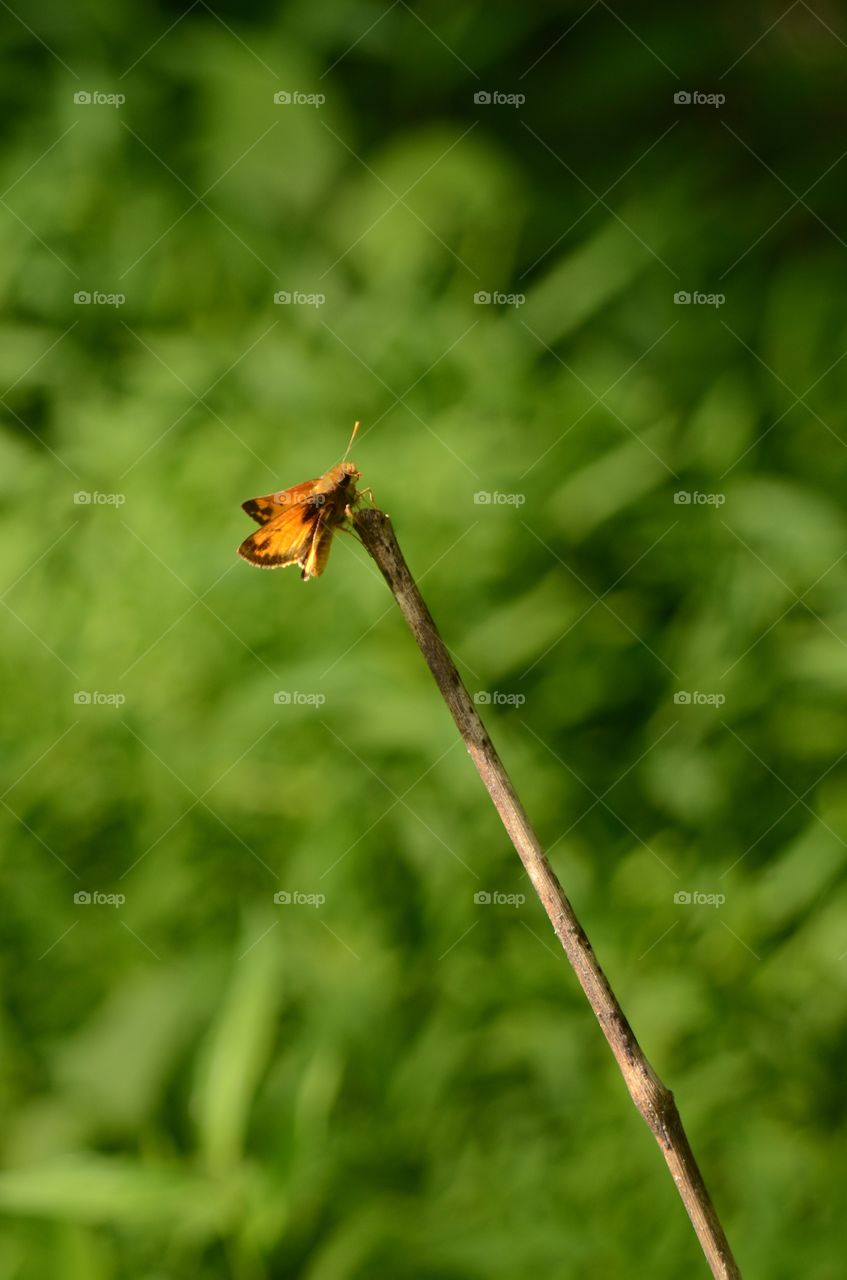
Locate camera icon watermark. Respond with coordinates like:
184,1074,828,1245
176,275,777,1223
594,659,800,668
273,90,325,107
273,890,326,906
673,890,726,908
73,691,126,706
273,691,327,706
273,290,326,307
673,691,726,707
473,90,525,108
73,90,126,107
73,490,126,506
673,290,725,308
473,890,526,906
673,490,725,506
474,691,526,708
473,490,526,506
73,889,126,907
473,290,525,308
73,291,126,307
673,90,725,108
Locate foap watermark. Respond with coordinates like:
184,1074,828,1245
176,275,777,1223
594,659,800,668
673,490,725,506
273,890,326,907
274,290,325,307
271,490,328,508
674,290,725,308
73,90,125,108
474,490,525,506
74,890,126,907
74,291,125,307
474,691,526,708
273,691,326,706
673,90,725,108
73,691,126,706
273,90,325,107
474,290,525,308
474,90,525,108
474,890,526,907
74,490,126,506
673,691,725,707
673,890,725,908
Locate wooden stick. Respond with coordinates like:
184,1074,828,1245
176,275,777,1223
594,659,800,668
351,505,741,1280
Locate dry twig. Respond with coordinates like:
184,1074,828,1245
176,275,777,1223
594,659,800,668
352,505,741,1280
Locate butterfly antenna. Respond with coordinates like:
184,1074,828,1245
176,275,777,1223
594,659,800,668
341,420,360,462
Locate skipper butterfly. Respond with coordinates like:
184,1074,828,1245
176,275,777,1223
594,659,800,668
237,423,362,580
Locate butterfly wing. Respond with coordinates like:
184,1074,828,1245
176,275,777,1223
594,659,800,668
296,468,361,578
239,470,350,574
242,478,321,526
237,501,322,569
300,517,335,580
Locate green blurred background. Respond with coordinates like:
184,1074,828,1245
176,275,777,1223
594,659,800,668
2,2,846,1276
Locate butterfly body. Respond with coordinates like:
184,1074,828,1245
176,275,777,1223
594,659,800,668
238,459,360,579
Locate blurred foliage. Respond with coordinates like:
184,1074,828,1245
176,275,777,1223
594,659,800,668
2,1,847,1277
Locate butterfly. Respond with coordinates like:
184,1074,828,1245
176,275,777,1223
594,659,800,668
237,423,363,580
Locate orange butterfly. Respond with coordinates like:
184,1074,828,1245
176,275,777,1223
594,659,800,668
237,423,362,580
